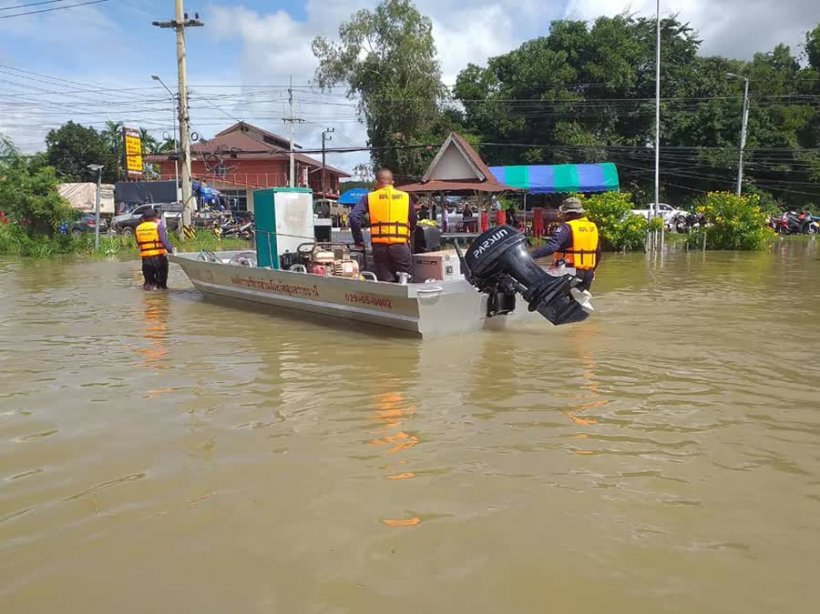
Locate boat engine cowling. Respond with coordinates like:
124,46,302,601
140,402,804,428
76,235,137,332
461,225,590,326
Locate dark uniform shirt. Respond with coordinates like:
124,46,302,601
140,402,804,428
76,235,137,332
157,220,174,253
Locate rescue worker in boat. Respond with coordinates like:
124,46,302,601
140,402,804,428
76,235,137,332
135,207,175,291
350,168,417,282
531,197,601,291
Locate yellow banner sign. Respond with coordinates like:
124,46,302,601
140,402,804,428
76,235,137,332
123,128,143,175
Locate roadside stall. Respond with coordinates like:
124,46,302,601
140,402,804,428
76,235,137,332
489,163,620,236
397,133,514,242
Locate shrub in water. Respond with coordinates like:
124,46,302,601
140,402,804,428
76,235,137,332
579,191,650,252
689,192,774,250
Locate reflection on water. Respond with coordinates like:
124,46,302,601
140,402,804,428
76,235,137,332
1,243,820,613
136,292,170,371
369,391,421,527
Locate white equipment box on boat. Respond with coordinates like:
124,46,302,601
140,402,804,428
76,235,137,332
412,250,462,282
254,188,314,268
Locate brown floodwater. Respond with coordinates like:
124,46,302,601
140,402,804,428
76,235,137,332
1,240,819,613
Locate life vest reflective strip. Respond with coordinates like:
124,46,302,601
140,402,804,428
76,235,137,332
135,221,167,258
554,218,599,270
367,187,411,245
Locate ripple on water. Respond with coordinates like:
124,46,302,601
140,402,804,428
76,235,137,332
1,251,819,612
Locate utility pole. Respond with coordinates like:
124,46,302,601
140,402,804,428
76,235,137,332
727,73,750,195
321,127,335,198
654,0,663,248
87,164,104,251
152,75,180,201
283,75,305,187
152,1,203,239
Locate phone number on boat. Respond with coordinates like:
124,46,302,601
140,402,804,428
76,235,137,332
344,293,393,310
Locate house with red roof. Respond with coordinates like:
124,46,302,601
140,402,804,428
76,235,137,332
145,121,349,212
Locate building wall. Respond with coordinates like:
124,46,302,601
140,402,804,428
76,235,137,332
154,158,342,198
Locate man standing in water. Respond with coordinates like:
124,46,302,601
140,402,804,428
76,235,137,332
350,168,417,282
532,197,601,291
135,208,174,291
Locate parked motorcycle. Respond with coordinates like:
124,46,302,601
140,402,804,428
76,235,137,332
671,211,704,233
797,211,819,234
211,213,255,241
220,221,255,241
771,211,818,235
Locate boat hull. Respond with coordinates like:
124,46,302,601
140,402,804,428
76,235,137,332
169,251,515,338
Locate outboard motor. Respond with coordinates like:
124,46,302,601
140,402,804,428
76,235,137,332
459,225,590,326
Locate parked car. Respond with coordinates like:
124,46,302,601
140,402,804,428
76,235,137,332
112,203,183,236
70,213,108,235
631,203,686,225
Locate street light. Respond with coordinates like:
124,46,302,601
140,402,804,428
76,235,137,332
726,72,750,195
87,164,104,251
152,74,181,202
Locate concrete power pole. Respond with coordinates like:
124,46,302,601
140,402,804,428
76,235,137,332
321,128,335,198
283,76,304,187
153,1,203,238
727,73,750,195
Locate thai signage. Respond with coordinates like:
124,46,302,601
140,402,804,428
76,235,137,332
122,127,143,177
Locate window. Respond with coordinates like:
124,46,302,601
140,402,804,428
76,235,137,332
214,164,229,178
220,189,248,211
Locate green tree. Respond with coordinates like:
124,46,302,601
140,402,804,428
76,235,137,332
157,137,177,153
578,191,652,252
312,0,449,180
139,127,159,155
806,25,820,70
101,120,124,179
45,121,118,183
454,18,820,210
454,15,700,169
0,137,74,237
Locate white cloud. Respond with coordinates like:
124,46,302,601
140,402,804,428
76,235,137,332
5,0,812,162
0,2,118,47
563,0,818,59
430,5,518,84
205,1,542,171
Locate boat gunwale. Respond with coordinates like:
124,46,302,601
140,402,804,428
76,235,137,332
169,251,475,299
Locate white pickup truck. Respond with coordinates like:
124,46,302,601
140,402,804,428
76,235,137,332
630,203,686,225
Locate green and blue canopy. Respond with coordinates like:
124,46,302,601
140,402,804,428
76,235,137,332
489,163,619,194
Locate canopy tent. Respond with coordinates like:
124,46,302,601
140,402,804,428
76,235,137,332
489,163,619,194
338,188,368,206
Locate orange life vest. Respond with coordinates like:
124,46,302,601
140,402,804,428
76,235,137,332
367,186,411,245
135,221,167,258
553,217,599,270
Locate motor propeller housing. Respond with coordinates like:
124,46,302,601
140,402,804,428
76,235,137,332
461,225,590,326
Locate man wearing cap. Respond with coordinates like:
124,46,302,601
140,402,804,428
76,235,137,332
135,208,175,291
532,197,601,291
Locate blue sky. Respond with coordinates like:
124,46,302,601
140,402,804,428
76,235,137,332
0,0,815,169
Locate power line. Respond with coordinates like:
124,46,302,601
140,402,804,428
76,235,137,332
0,0,108,19
0,0,69,11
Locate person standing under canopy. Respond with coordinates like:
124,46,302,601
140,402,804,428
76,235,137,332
531,197,601,291
350,168,417,282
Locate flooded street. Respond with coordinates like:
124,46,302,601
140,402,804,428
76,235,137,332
2,241,819,613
